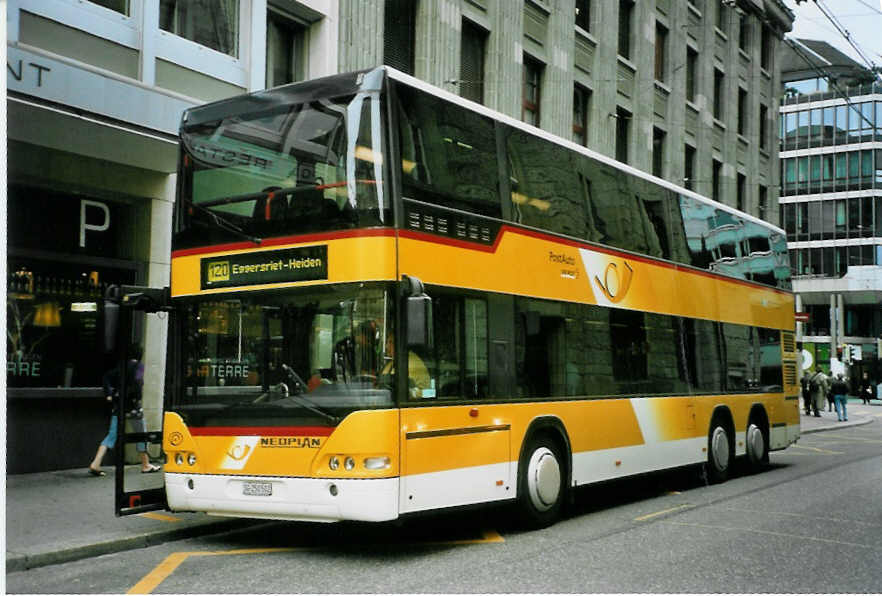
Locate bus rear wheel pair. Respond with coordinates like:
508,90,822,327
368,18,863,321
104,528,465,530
705,412,769,483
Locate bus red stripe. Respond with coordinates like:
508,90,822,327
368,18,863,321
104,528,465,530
171,228,395,258
188,426,335,437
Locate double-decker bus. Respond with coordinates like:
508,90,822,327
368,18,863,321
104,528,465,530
113,66,799,528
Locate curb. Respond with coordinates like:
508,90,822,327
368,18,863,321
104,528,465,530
800,415,874,435
5,518,260,573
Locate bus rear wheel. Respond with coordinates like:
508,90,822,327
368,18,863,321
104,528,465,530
517,435,565,529
706,419,732,484
745,419,769,471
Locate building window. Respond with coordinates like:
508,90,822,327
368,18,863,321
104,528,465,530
713,68,725,121
160,0,240,57
758,185,768,221
686,47,698,103
652,127,666,177
712,158,722,202
738,13,749,51
89,0,129,15
460,20,487,104
384,0,416,75
266,10,307,88
716,0,727,31
736,172,746,212
575,0,590,32
737,87,748,136
655,21,668,83
522,55,543,126
615,106,630,164
760,26,772,70
759,104,768,150
618,0,634,60
572,85,591,146
684,144,696,190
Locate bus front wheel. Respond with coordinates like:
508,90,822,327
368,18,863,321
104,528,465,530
517,435,565,528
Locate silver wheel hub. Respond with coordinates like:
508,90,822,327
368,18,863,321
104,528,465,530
527,447,561,512
710,426,730,471
746,423,764,462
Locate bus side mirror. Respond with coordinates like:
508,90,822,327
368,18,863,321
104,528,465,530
407,295,432,349
403,275,433,350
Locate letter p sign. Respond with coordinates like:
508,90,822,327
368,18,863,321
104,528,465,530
80,200,110,248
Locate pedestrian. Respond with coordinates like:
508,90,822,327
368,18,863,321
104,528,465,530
88,344,160,476
806,369,828,417
858,372,874,405
831,373,849,422
826,386,835,412
801,375,812,415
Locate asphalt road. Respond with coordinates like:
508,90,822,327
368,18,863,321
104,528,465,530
7,418,882,594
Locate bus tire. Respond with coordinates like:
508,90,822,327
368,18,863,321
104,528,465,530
517,434,565,529
706,416,733,484
745,415,769,471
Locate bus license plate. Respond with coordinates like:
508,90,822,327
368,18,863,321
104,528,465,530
242,481,272,496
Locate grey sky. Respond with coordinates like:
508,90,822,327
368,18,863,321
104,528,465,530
782,0,882,71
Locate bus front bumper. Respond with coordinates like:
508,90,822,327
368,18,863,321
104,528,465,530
165,472,400,523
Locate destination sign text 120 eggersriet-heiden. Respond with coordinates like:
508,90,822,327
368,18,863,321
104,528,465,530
200,245,328,290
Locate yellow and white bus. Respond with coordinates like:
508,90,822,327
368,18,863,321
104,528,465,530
115,66,799,527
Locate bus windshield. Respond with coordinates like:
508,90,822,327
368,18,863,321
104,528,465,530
177,89,388,247
174,283,395,427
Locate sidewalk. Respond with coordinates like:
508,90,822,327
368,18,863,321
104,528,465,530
5,401,879,573
5,467,258,573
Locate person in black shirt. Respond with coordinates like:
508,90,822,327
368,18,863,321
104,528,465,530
87,345,160,476
831,373,850,422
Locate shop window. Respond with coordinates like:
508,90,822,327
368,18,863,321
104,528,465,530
7,261,136,388
160,0,240,57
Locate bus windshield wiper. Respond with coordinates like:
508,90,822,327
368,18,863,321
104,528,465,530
186,201,262,245
280,364,340,425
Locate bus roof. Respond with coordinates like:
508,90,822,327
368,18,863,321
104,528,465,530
181,65,784,239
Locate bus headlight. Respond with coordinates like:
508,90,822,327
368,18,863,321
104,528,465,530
329,456,340,470
175,453,184,465
364,456,391,470
344,457,355,471
187,453,197,466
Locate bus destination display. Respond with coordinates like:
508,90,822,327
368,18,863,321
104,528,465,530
200,245,328,290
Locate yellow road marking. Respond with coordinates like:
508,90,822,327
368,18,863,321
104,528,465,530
634,504,693,522
790,444,842,455
128,530,504,594
139,512,182,523
661,520,873,549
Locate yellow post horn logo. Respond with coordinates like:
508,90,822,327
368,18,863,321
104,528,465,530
594,261,634,303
